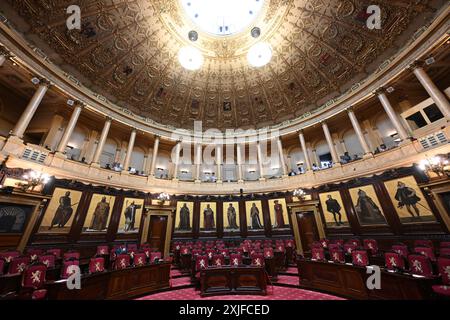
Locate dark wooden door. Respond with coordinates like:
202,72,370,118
296,211,320,252
147,215,168,252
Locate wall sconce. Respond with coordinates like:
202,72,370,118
418,155,449,178
16,170,51,192
293,189,306,202
157,192,171,205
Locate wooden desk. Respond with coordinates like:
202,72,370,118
297,259,439,300
46,262,171,300
200,266,267,297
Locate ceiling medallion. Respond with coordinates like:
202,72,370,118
247,42,272,67
178,46,204,71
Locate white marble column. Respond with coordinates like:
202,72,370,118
149,135,160,176
298,131,311,171
236,144,244,183
56,102,84,154
411,64,450,118
12,79,50,138
377,89,409,141
277,137,288,176
172,141,182,180
347,107,372,156
256,142,265,180
216,144,223,183
123,129,137,172
321,122,340,165
195,143,202,182
92,117,112,165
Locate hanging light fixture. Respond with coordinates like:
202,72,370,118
178,46,204,71
247,42,272,68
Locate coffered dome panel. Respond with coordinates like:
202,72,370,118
5,0,445,130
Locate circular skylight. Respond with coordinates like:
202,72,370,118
181,0,265,36
178,46,204,71
247,42,272,67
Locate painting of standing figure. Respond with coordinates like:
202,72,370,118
268,198,289,229
82,194,115,233
349,186,386,225
175,202,194,232
200,202,216,232
384,176,435,224
223,202,240,231
246,201,264,230
118,198,144,234
38,188,82,234
319,191,349,228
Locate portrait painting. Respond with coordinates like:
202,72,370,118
245,201,264,231
200,202,217,232
349,185,387,226
38,188,82,234
175,201,194,232
268,198,289,229
223,202,240,231
384,176,435,224
117,198,144,234
318,191,349,228
0,202,33,234
82,194,116,233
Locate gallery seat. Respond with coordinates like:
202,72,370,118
230,254,243,266
61,259,80,279
212,254,225,267
329,247,345,264
251,253,265,267
0,258,5,275
38,255,56,269
264,247,274,259
311,247,325,261
133,253,147,267
414,246,437,262
63,251,80,261
21,264,47,300
96,245,109,255
46,249,62,259
115,254,131,270
432,257,450,297
89,257,105,274
149,252,162,263
392,244,409,258
408,254,434,278
385,252,405,271
352,250,369,267
8,256,31,274
0,251,20,263
363,239,379,255
414,240,433,249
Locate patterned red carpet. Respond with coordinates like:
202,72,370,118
137,286,344,300
276,275,299,286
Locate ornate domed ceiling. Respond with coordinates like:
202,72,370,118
4,0,444,130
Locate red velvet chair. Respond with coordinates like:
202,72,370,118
408,254,433,277
140,243,151,250
332,239,345,247
0,251,20,263
432,257,450,297
89,257,105,273
63,251,80,261
8,256,31,274
206,249,215,260
127,244,138,251
363,239,378,255
414,246,436,262
285,240,295,248
311,247,325,261
392,244,409,258
264,247,274,259
149,252,162,263
230,254,242,267
0,258,5,275
133,253,147,267
385,252,405,271
21,264,47,300
219,248,229,257
330,248,345,263
320,239,330,248
348,239,361,247
344,243,357,255
61,259,80,279
414,240,433,249
440,242,450,249
96,245,109,256
352,250,369,267
251,253,265,267
328,244,340,251
212,254,225,267
46,249,62,259
180,246,190,255
195,255,208,273
26,249,44,261
276,244,285,253
440,248,450,257
38,255,56,268
115,254,130,270
311,241,322,249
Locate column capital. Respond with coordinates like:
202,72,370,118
154,134,161,139
407,60,425,71
33,77,52,88
71,100,86,109
105,116,113,122
130,128,137,133
346,106,355,113
373,87,388,95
